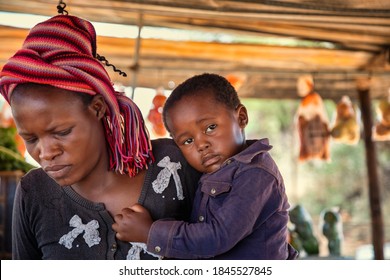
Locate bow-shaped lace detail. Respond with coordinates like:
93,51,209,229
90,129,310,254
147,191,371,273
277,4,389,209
152,156,184,200
59,215,101,249
127,242,162,260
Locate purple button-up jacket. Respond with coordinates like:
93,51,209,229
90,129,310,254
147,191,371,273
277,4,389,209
147,139,296,259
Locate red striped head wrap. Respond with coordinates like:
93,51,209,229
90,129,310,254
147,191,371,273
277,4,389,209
0,15,153,176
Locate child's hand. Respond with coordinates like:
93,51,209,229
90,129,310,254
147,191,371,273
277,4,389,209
112,203,153,243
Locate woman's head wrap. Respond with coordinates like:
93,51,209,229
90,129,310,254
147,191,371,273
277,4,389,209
0,15,153,176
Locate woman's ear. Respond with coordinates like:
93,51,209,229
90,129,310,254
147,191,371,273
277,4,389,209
89,94,107,119
236,104,249,128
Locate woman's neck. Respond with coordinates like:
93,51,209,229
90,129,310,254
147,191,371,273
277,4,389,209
71,169,123,197
71,169,147,216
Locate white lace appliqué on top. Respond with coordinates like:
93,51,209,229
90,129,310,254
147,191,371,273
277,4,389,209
59,214,101,249
152,156,184,200
127,242,163,260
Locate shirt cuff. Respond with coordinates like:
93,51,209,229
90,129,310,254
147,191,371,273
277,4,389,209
147,219,180,257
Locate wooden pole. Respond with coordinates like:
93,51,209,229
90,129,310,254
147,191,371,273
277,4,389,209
356,77,384,260
130,13,143,100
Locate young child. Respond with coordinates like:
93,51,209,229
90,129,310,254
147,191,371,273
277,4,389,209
113,73,298,259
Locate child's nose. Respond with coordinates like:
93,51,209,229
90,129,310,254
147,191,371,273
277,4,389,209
196,138,210,152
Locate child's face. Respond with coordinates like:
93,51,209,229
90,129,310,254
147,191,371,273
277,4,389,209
166,91,248,173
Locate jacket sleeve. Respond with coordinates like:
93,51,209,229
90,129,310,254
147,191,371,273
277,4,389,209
146,168,284,259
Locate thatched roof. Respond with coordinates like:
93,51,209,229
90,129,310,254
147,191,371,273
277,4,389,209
0,0,389,100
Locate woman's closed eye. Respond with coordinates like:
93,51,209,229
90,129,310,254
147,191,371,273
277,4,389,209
55,128,72,137
24,136,38,144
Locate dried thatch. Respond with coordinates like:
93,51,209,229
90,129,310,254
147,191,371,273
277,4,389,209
0,0,389,100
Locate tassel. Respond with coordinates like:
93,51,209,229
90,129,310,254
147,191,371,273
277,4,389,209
108,93,154,176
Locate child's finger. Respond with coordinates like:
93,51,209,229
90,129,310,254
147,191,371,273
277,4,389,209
129,203,147,213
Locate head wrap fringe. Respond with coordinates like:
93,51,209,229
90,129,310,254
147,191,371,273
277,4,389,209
0,15,154,176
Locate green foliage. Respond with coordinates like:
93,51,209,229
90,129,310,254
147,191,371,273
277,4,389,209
244,98,298,136
299,142,368,217
0,127,34,173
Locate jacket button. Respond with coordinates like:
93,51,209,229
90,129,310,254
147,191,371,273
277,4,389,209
111,243,117,252
210,188,216,195
198,215,205,222
155,246,161,253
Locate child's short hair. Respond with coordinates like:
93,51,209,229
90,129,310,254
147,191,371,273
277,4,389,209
163,73,241,129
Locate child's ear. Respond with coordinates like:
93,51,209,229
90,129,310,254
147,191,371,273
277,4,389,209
236,104,249,128
89,94,107,119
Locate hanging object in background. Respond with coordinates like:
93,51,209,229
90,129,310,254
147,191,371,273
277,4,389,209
295,75,330,162
330,95,360,145
373,92,390,141
0,101,15,128
226,73,245,91
147,87,167,137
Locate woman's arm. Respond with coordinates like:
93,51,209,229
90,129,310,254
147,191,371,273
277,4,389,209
12,182,42,259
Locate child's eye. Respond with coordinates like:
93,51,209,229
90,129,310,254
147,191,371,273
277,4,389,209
183,138,194,145
205,124,217,134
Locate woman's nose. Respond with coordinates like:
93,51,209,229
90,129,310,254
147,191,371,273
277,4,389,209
38,138,61,161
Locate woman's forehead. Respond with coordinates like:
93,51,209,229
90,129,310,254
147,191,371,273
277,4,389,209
11,83,82,104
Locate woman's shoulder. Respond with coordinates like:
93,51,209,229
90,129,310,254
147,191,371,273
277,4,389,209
151,137,176,148
20,167,59,191
151,138,183,162
149,138,201,180
22,167,52,181
13,168,63,209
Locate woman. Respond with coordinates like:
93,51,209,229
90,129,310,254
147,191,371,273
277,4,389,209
0,15,200,260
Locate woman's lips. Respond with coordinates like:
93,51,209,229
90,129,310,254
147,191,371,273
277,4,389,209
43,165,70,179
